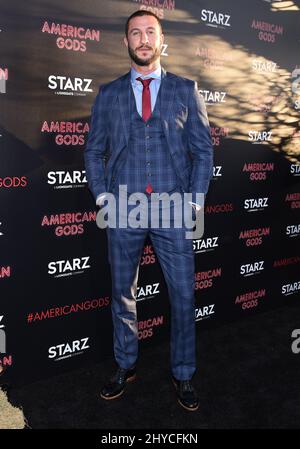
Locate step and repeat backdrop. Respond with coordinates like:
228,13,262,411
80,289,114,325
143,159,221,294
1,0,300,385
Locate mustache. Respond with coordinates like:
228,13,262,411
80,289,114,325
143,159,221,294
136,45,153,50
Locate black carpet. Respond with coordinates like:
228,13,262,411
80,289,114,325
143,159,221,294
6,303,300,429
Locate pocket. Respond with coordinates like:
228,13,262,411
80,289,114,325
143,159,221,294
172,105,188,123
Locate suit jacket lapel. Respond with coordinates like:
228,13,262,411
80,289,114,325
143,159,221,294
160,68,177,151
160,67,176,122
118,71,131,145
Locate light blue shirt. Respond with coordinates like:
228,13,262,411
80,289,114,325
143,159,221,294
130,65,161,117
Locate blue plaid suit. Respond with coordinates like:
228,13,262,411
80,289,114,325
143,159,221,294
85,67,213,380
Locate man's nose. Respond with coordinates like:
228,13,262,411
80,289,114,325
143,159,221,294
141,32,149,44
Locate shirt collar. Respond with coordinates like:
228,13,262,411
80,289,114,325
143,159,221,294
131,65,161,85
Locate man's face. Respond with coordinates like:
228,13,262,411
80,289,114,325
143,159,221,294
124,15,164,66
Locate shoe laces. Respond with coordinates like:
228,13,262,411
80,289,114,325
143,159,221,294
113,368,127,384
181,380,193,393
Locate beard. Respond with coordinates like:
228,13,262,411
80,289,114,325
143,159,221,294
127,43,161,66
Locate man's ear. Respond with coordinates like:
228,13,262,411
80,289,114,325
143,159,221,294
160,33,164,46
123,36,128,48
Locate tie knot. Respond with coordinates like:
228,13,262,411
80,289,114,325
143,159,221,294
136,77,154,88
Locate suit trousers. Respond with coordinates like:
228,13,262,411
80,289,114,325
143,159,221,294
105,188,196,380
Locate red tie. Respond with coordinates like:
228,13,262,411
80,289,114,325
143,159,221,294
136,77,154,122
136,77,154,194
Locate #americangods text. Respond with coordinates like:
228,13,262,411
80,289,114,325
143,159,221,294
41,212,96,237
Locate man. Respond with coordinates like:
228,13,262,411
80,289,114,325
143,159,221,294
84,10,213,411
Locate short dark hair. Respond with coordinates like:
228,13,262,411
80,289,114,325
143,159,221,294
125,10,163,37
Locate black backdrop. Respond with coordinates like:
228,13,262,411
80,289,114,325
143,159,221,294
0,0,299,385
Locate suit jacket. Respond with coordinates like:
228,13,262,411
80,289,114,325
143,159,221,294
84,67,214,201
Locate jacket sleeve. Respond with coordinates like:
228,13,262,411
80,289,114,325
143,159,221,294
187,81,214,198
84,86,109,201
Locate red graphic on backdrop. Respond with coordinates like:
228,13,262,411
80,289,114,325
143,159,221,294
41,121,89,146
135,0,176,19
235,288,266,310
194,268,222,290
210,126,229,147
0,266,11,279
242,162,274,181
42,21,100,52
134,0,175,9
285,193,300,209
205,203,234,214
251,19,283,43
41,211,96,237
0,177,27,188
27,298,110,323
273,256,300,268
0,355,13,369
140,244,156,266
138,315,164,340
239,227,270,247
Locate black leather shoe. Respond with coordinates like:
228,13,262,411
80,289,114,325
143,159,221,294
100,366,136,400
172,375,199,411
